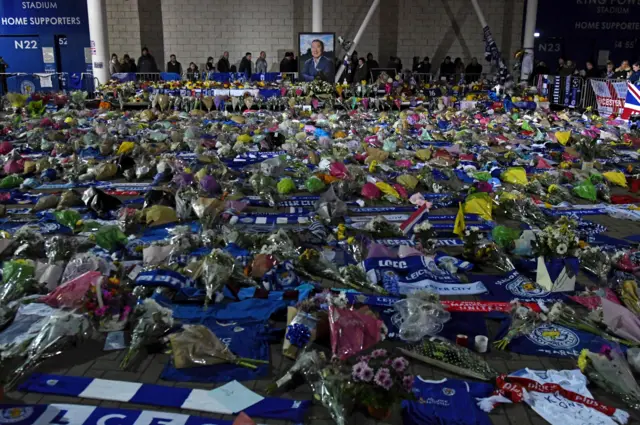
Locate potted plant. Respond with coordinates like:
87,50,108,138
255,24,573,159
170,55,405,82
347,348,415,419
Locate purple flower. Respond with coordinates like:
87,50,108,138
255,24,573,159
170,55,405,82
383,358,392,366
360,364,374,382
371,348,388,359
381,377,393,390
391,357,409,373
402,375,414,392
352,361,366,381
358,355,371,363
374,367,391,388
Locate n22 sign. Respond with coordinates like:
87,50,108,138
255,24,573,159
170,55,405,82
14,39,38,49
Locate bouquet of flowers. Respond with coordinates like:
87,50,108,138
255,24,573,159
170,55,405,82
329,304,386,360
168,324,268,369
494,301,543,350
399,337,497,381
0,259,39,305
578,346,640,411
413,220,438,253
120,298,177,370
391,291,450,342
339,264,387,294
617,278,640,315
266,349,327,394
83,276,134,332
548,302,637,346
346,349,415,418
532,217,580,259
362,216,403,238
2,311,95,390
305,361,353,425
578,246,612,284
308,79,334,96
462,226,484,261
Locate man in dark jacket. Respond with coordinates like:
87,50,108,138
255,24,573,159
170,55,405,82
465,57,483,83
137,47,158,73
416,57,431,74
239,52,252,77
217,52,230,72
166,54,182,74
366,53,379,70
439,56,455,80
280,52,297,73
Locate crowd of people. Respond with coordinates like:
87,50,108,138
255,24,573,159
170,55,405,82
530,57,640,84
108,46,640,88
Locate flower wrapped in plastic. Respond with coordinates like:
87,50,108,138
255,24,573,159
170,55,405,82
0,259,39,305
194,249,236,308
2,310,96,390
413,220,438,253
578,346,640,411
305,362,353,425
329,304,386,360
168,324,268,369
391,291,451,342
399,337,498,381
120,298,176,370
578,246,612,284
266,349,327,394
494,301,542,350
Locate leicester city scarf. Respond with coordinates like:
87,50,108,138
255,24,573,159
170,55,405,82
469,270,568,303
0,404,233,425
20,374,310,422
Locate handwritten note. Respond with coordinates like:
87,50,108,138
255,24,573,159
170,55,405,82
208,380,264,413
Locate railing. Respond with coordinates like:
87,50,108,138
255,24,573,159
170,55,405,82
110,71,297,83
533,74,630,112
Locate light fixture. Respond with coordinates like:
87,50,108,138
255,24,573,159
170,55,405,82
534,32,540,37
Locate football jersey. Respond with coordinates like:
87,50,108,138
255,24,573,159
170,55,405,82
402,377,494,425
501,369,625,425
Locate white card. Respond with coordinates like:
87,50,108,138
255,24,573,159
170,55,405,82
208,380,264,413
536,256,553,292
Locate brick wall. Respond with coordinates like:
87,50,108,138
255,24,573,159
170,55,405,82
105,0,141,59
106,0,525,74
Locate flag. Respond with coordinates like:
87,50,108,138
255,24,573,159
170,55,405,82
483,26,510,83
621,82,640,121
453,202,465,237
400,203,429,235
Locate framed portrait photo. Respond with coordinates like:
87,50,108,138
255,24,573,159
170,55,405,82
298,32,335,82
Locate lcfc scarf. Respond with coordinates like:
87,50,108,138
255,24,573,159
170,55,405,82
20,373,310,422
362,256,487,296
469,270,568,303
0,404,233,425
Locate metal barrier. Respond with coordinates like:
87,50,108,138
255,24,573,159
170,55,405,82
580,77,628,111
533,74,585,109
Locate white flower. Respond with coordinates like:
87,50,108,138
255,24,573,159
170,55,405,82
556,243,568,255
470,226,480,232
464,230,471,237
415,221,433,232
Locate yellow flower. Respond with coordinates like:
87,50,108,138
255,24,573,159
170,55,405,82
336,224,346,241
360,80,367,86
577,349,589,371
368,160,378,173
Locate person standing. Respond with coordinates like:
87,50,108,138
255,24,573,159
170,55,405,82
605,61,615,79
280,52,296,73
0,57,8,94
556,57,565,74
412,56,420,72
615,60,632,79
439,56,455,80
217,52,230,73
166,54,182,75
137,47,158,73
255,51,268,74
109,54,121,75
465,57,482,83
205,57,215,72
239,52,253,77
366,53,379,70
453,57,465,82
353,57,369,84
629,62,640,84
120,54,131,72
584,61,600,79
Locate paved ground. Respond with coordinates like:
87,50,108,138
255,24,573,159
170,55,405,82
3,209,640,424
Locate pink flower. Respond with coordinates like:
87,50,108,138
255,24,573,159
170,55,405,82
384,358,392,366
360,364,374,382
374,367,391,388
94,306,107,317
402,375,414,392
370,348,388,359
358,355,371,363
391,357,409,373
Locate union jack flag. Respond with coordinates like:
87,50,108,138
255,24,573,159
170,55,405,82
621,82,640,120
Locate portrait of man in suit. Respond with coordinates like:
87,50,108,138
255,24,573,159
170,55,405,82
299,34,335,82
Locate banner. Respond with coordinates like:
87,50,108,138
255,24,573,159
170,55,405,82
470,270,570,303
590,79,628,117
0,404,233,425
